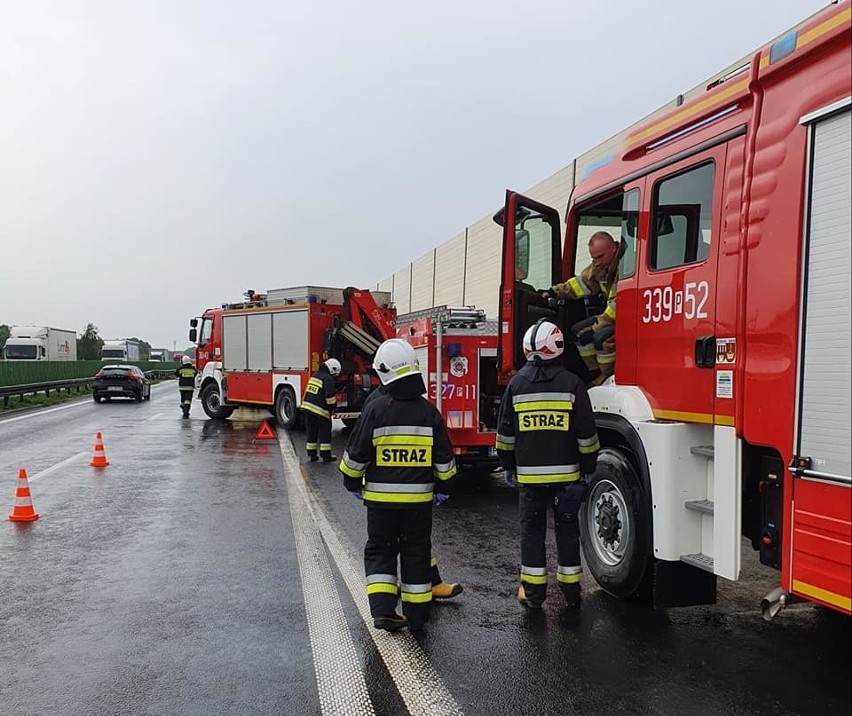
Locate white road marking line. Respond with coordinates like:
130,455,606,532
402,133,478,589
0,401,88,425
28,452,89,483
144,413,165,422
281,432,375,715
279,432,464,716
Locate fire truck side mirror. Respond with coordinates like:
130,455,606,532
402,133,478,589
190,318,198,328
189,328,198,343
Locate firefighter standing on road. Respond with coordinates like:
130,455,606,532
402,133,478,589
542,231,620,386
175,355,198,418
339,339,457,632
360,382,463,601
496,319,600,609
301,358,341,463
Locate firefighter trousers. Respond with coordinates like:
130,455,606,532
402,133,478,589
304,413,332,458
518,484,583,606
179,388,194,410
578,336,616,380
365,505,433,627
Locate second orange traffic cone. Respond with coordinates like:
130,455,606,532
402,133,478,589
8,468,40,522
90,431,110,467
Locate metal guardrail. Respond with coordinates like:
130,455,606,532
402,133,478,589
0,371,176,408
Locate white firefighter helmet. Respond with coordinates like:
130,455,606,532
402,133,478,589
373,338,419,386
182,355,192,365
324,358,342,376
522,320,564,362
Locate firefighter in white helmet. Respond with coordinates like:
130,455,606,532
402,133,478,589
301,358,341,462
339,338,457,631
495,319,600,609
174,354,198,418
360,382,463,601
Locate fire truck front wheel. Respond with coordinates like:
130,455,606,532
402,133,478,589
275,386,302,430
200,383,235,420
580,448,651,599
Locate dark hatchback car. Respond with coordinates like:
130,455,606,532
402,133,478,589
93,365,151,403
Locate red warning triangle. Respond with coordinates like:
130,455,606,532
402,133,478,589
254,421,277,441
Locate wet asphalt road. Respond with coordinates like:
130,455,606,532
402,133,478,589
0,384,849,716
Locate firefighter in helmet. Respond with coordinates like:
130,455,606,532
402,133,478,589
174,354,198,418
339,338,457,631
496,319,600,609
542,231,620,386
301,358,341,463
360,381,463,601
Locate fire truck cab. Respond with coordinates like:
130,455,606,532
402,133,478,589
495,2,851,614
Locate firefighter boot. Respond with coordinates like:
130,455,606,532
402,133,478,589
307,449,318,462
517,585,542,610
432,582,463,600
561,583,581,608
181,404,190,418
320,452,338,463
373,612,408,632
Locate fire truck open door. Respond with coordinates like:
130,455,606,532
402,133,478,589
495,191,590,383
789,100,852,614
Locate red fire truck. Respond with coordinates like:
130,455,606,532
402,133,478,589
495,1,851,616
396,305,503,473
190,286,396,428
190,289,505,475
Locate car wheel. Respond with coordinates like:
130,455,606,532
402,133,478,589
145,386,151,401
93,394,102,403
579,448,652,599
135,389,143,403
200,383,235,420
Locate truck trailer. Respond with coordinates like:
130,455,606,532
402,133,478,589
2,326,77,361
101,339,143,362
494,0,851,616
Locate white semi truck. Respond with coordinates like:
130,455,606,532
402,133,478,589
100,339,143,362
2,326,77,361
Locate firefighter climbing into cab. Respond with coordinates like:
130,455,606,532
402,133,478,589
300,358,341,462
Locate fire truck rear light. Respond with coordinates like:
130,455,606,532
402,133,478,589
761,534,773,546
453,447,467,455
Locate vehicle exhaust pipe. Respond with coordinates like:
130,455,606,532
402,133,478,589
761,586,789,621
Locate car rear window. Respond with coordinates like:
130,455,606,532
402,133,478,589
101,368,132,378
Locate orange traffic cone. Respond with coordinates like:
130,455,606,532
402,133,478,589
8,468,40,522
90,431,110,467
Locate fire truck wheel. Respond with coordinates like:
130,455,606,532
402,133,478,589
200,383,235,420
275,386,301,429
579,448,651,599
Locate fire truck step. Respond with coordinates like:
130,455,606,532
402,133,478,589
680,553,714,573
684,499,714,514
690,445,715,459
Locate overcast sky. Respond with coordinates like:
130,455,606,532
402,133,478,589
0,0,828,351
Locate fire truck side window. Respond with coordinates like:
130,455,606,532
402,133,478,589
200,318,213,344
573,193,624,276
516,212,555,291
651,162,715,270
619,189,640,279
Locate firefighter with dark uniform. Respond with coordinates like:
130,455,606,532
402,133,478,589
496,319,600,609
300,358,341,462
360,382,463,601
339,338,457,631
174,355,198,418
